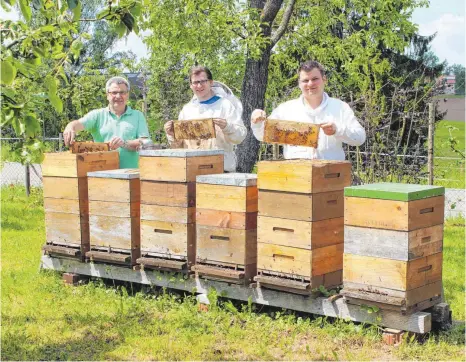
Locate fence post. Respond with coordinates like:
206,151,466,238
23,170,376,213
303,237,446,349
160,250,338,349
272,144,279,160
59,133,63,151
25,163,30,197
428,102,434,185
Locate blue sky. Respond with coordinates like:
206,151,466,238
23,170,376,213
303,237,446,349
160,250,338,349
1,1,465,66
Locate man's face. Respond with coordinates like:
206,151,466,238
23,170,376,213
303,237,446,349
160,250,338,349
190,72,213,101
298,69,326,99
107,82,129,112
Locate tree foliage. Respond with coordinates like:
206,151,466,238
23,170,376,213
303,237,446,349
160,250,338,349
1,0,142,163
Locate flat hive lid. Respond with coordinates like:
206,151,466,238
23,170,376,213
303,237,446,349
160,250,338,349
196,173,257,186
139,149,224,157
344,182,445,201
87,168,140,179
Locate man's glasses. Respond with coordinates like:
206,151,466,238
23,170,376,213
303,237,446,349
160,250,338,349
191,79,209,86
108,91,128,96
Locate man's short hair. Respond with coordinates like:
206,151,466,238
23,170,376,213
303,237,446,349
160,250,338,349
189,66,213,82
106,76,130,92
298,61,325,78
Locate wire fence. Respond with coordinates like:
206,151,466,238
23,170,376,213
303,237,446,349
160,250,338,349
1,130,464,218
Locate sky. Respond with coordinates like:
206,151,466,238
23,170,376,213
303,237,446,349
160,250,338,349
1,0,465,66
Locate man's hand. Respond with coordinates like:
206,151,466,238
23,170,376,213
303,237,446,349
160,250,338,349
164,121,174,137
251,109,267,124
109,136,125,150
63,127,76,147
213,118,227,129
320,122,336,136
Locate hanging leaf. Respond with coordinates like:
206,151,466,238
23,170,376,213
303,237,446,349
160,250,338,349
72,1,81,21
45,75,63,113
24,114,41,137
121,12,134,32
1,60,16,85
18,0,31,22
66,0,78,10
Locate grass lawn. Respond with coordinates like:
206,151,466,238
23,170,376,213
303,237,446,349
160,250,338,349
2,186,465,360
431,120,465,189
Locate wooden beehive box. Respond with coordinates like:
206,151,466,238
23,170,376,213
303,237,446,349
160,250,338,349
86,169,140,266
193,173,258,283
173,118,216,140
344,183,445,231
139,149,224,182
42,150,119,259
257,159,351,194
264,119,320,148
259,189,344,221
342,183,445,311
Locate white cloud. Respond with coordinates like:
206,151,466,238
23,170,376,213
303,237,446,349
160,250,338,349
417,13,465,65
112,31,151,61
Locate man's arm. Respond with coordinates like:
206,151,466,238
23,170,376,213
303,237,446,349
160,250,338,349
63,119,85,146
217,101,247,145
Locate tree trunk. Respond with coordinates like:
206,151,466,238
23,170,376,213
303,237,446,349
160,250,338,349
236,48,272,172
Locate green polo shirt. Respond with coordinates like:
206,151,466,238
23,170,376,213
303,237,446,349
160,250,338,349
81,106,149,168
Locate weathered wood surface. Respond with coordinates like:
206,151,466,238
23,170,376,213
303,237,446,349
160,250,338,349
88,178,140,203
44,198,82,215
196,183,258,213
257,160,351,193
86,251,131,265
257,216,343,249
264,119,320,148
89,215,139,250
344,183,445,201
196,209,257,229
257,243,343,278
196,225,257,265
344,196,445,231
173,118,216,140
192,264,245,280
89,200,139,218
140,154,224,182
258,190,343,221
196,173,257,187
87,168,139,179
43,176,88,200
140,220,196,264
40,255,434,333
141,204,195,223
70,142,109,154
43,244,81,258
45,212,88,246
137,257,187,271
344,225,444,261
141,181,196,208
343,253,443,291
42,151,119,178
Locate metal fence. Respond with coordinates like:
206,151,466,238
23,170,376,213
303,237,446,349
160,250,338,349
1,131,464,218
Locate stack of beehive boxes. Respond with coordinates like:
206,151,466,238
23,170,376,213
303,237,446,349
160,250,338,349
192,173,258,284
137,149,224,271
342,183,445,313
254,159,351,294
42,150,119,259
86,169,140,266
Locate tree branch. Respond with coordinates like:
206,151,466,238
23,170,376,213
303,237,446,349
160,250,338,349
271,0,296,47
261,0,283,24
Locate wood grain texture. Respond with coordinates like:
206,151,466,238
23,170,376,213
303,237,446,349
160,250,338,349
70,142,109,154
257,159,351,193
89,215,139,250
196,183,258,213
196,225,257,265
88,178,140,203
89,200,139,218
257,243,343,278
141,204,195,223
344,224,444,260
258,190,343,221
264,119,320,148
343,253,443,291
344,196,445,231
257,216,343,249
42,151,119,178
140,220,196,263
45,212,88,246
43,176,87,200
141,181,196,207
173,118,216,140
196,209,257,229
44,198,81,215
140,155,223,182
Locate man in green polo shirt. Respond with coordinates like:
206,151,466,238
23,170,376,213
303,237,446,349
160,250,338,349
63,76,150,168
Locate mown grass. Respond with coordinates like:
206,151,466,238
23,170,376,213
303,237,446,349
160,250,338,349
1,186,465,360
